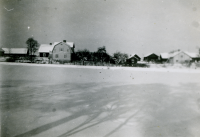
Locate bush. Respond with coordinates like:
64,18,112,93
5,56,19,62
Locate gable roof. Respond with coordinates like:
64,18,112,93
168,51,181,58
128,56,138,60
2,48,28,54
160,51,200,59
38,44,54,53
144,53,158,57
129,53,141,60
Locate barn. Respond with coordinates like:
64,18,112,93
52,40,75,63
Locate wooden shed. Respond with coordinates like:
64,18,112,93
143,53,158,62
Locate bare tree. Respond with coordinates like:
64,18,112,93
113,51,128,65
26,37,39,63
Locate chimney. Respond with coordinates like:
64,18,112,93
63,40,66,43
49,43,52,45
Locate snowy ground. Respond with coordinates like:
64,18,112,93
1,63,200,137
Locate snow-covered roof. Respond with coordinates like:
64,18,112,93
66,42,75,48
160,53,169,59
144,53,158,57
184,52,199,58
129,53,141,60
168,51,180,58
38,44,54,53
39,41,75,53
160,51,200,59
53,41,75,48
129,53,136,57
53,42,60,46
128,56,138,59
2,48,28,54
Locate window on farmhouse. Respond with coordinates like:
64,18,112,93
60,48,63,51
64,54,67,58
55,54,58,58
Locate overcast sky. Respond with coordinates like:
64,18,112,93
1,0,200,56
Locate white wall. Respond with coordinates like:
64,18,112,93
52,42,71,61
170,52,191,64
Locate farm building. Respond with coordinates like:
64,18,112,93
2,48,28,57
143,53,158,62
52,40,75,62
126,54,141,65
38,43,54,57
184,52,200,62
129,54,141,61
159,51,200,63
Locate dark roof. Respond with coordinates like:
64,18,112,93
144,53,158,57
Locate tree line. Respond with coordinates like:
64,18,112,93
73,46,129,65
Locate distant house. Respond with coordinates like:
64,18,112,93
129,54,141,61
160,51,200,63
2,48,28,56
143,53,158,62
126,54,141,65
52,40,75,62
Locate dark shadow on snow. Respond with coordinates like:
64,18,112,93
1,81,200,137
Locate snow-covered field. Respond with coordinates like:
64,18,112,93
1,62,200,137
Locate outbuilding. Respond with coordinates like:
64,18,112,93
126,54,141,65
159,53,169,63
2,48,28,57
160,51,200,64
38,43,54,57
143,53,158,62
